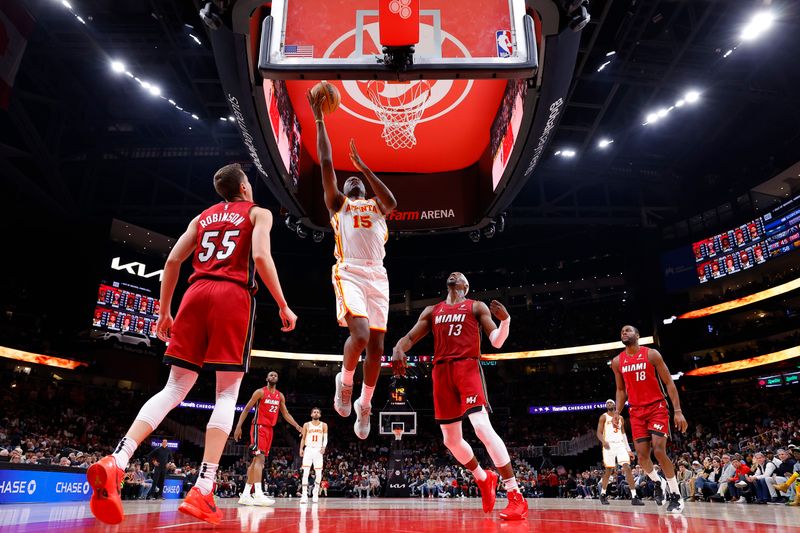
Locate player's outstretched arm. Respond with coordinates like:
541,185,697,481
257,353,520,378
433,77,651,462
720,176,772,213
233,388,263,441
349,139,397,215
650,349,688,433
308,91,345,214
156,215,199,342
392,306,434,376
475,300,510,349
279,392,303,434
611,356,627,425
299,423,307,457
251,207,297,331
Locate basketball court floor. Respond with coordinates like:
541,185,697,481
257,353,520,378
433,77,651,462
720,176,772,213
1,497,795,532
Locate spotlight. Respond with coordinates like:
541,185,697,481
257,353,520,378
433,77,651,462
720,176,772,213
148,85,162,97
740,11,774,41
598,138,614,149
483,222,496,239
561,149,576,158
228,115,235,121
645,112,659,123
656,108,669,118
296,225,308,239
191,114,199,120
468,230,481,243
312,230,325,243
110,60,125,73
284,215,298,232
675,99,685,108
684,90,700,103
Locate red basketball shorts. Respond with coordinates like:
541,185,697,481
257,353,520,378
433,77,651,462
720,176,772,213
432,358,492,423
164,279,256,372
629,400,671,442
249,424,274,456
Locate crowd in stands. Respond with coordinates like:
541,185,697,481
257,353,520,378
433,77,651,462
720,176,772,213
2,363,799,508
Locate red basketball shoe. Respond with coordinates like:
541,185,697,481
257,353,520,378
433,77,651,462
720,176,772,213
475,470,498,513
179,486,223,525
499,490,528,521
86,456,125,525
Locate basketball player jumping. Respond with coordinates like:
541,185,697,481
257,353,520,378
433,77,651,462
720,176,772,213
299,407,328,503
611,325,688,514
234,370,303,506
87,164,297,525
392,272,527,521
308,91,397,440
597,399,642,506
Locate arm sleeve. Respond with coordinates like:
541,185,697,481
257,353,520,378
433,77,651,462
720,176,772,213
488,318,510,349
624,439,631,452
322,433,328,448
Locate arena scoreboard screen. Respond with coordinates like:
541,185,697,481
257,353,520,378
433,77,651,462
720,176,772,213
90,220,175,341
663,192,800,289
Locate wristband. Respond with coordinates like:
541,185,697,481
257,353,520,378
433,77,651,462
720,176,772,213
315,119,324,124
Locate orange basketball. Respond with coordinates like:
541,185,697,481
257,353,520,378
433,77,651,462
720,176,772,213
311,81,340,115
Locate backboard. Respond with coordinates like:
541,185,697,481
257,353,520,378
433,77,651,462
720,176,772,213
259,0,536,80
379,411,417,436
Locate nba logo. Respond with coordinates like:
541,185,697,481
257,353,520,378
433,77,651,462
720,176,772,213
496,30,513,58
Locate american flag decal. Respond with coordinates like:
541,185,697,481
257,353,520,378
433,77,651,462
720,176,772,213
284,44,314,57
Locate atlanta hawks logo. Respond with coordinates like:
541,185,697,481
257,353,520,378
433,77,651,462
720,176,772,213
322,19,473,127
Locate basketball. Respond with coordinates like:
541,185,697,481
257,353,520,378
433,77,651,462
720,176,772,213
311,81,340,115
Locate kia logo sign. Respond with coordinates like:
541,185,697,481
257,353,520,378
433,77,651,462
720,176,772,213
27,480,36,495
110,257,164,282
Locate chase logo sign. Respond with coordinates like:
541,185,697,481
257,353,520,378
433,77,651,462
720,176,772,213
0,469,104,503
0,479,36,495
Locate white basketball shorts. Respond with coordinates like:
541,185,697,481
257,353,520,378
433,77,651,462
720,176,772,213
331,260,389,331
603,443,631,468
302,447,324,469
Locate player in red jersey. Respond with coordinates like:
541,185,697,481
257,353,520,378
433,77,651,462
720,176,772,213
233,370,302,506
87,164,297,526
392,272,527,521
611,325,688,514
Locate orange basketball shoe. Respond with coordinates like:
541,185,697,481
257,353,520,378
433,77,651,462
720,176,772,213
475,470,498,513
179,486,223,525
86,456,125,525
499,490,528,521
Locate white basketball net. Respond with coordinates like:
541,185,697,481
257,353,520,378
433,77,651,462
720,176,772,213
366,80,432,150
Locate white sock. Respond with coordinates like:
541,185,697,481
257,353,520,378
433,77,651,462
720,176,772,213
112,437,138,470
471,465,487,482
666,476,679,494
341,367,355,387
254,481,263,495
195,462,218,495
631,487,638,498
243,482,252,496
601,488,607,495
503,477,519,493
360,384,375,405
646,470,661,483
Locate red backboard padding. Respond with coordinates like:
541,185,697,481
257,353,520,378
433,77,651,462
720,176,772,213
379,0,420,47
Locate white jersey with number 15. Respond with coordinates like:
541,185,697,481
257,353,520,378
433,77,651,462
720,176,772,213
331,198,388,262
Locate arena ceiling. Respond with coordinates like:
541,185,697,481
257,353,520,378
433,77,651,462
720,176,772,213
2,0,800,241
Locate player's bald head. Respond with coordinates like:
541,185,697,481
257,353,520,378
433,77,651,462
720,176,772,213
446,272,469,295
